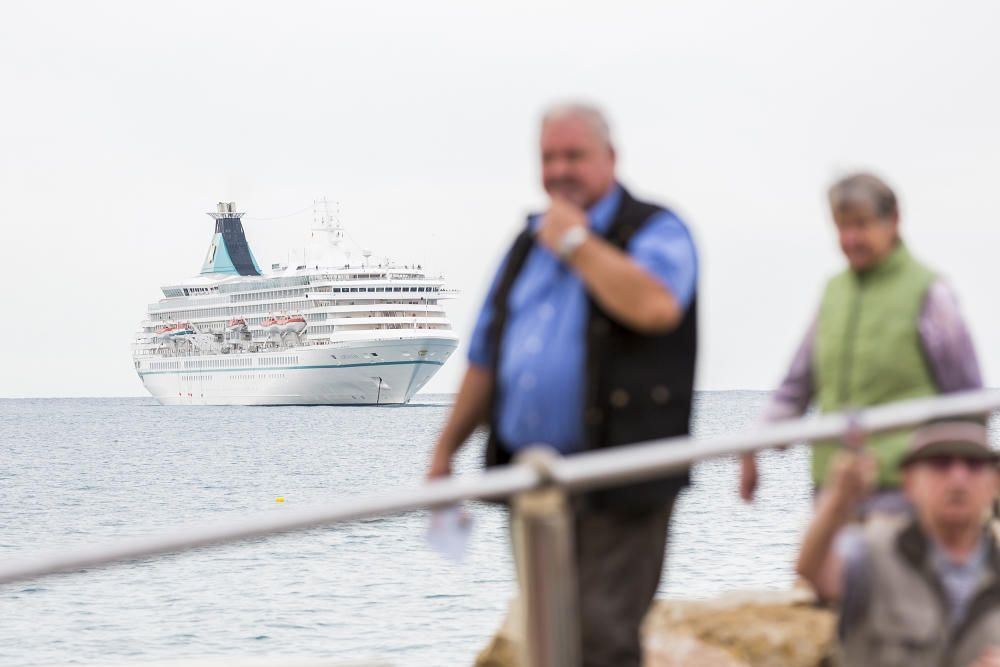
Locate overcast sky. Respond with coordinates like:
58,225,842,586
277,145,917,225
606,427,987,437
2,1,998,398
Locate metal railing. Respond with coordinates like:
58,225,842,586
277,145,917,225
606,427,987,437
2,389,999,666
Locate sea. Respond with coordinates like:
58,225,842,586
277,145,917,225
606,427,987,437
0,392,818,666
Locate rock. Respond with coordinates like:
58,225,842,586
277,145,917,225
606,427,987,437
474,634,520,667
642,591,837,667
474,589,837,667
644,630,750,667
474,599,523,667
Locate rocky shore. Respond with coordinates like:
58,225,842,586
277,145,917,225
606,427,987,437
475,589,836,667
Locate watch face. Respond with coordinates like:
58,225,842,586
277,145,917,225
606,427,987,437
559,226,588,260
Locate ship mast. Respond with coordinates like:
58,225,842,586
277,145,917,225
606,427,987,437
311,198,344,245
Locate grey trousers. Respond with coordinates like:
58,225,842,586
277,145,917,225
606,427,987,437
574,499,676,667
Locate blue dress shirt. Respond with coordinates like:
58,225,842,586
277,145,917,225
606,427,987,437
467,184,698,454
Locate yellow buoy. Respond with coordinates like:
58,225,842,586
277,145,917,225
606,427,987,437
275,497,285,503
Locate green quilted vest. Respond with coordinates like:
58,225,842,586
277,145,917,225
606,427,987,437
813,244,937,488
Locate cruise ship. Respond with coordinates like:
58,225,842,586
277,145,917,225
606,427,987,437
132,201,459,405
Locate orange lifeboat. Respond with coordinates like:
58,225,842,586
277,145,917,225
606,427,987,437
285,314,307,334
226,317,247,332
262,316,281,335
263,314,306,335
155,322,196,341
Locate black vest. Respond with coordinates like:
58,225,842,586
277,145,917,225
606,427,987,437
485,188,698,512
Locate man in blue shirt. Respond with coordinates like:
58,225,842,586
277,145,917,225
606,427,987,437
427,103,699,666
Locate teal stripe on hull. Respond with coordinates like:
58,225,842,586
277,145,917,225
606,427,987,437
137,359,444,377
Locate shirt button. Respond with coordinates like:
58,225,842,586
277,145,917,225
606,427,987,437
651,385,671,405
610,388,630,408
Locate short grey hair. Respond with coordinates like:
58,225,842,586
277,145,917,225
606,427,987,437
828,172,899,220
541,102,613,146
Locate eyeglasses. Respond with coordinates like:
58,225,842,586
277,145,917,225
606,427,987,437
922,456,994,473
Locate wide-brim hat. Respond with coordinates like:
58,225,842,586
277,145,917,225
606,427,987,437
899,421,999,468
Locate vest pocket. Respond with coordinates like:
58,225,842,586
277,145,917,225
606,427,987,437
603,382,689,446
861,624,942,667
872,639,937,667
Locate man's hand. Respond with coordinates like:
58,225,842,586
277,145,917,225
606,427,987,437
424,365,494,482
828,451,877,508
536,194,682,334
740,453,759,502
969,647,1000,667
427,445,453,480
537,196,588,258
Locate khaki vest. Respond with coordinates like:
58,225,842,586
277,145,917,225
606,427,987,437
842,518,1000,667
813,244,937,487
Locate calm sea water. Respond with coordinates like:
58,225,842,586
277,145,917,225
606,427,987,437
0,392,816,666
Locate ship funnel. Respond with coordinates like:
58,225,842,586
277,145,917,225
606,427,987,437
201,202,261,276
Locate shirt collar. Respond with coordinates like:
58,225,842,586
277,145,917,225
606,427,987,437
930,532,989,572
854,240,908,280
587,183,623,234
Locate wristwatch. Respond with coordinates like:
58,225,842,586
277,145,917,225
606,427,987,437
557,226,589,262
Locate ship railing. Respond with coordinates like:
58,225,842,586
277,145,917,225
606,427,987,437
2,390,999,667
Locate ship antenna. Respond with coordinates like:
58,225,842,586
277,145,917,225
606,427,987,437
312,197,344,246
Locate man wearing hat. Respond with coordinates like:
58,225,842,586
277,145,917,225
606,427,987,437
796,421,1000,667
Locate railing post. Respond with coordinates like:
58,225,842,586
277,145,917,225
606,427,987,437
511,447,579,667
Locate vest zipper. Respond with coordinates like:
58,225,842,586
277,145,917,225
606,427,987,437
838,276,863,406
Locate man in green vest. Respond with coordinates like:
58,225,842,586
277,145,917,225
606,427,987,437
740,172,982,503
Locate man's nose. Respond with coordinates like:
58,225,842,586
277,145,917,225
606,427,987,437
840,229,861,247
547,157,570,177
947,463,975,484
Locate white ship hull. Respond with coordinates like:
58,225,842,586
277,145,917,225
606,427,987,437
135,200,460,406
137,336,457,406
